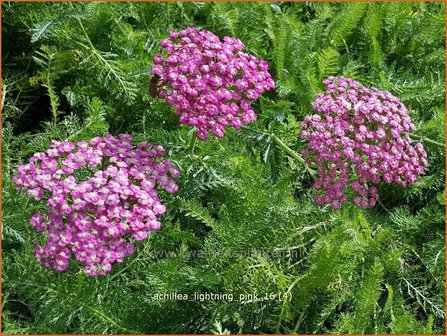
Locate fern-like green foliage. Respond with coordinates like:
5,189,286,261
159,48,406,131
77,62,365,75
2,2,445,334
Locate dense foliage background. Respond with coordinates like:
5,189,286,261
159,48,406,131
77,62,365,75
2,2,445,334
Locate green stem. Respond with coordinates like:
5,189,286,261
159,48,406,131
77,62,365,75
188,130,197,155
378,199,390,213
271,133,316,178
109,240,149,282
271,134,306,164
242,126,316,178
293,310,305,334
409,133,445,149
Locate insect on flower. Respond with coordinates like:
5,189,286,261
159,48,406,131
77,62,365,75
148,74,163,97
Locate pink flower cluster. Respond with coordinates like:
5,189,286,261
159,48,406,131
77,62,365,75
151,27,275,141
301,76,428,209
12,134,180,276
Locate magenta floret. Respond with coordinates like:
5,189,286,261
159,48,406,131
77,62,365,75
151,27,275,140
13,134,180,276
301,76,429,209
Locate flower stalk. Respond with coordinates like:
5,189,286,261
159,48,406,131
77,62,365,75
243,126,315,178
270,133,316,178
188,129,198,155
409,133,445,149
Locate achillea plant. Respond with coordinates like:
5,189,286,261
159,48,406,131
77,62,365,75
301,76,429,209
12,134,180,276
150,27,275,140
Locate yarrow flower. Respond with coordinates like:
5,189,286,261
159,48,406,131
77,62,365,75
150,26,275,140
13,134,180,276
301,76,428,209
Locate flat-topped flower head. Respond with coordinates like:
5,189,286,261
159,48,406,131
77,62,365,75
151,27,275,140
301,76,428,209
13,134,180,276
